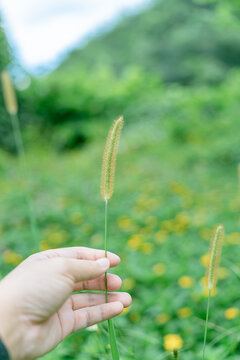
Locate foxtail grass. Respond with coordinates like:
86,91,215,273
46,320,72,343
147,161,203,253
101,116,124,359
202,224,224,359
1,70,39,251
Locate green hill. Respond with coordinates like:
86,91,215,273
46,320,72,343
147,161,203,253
59,0,240,85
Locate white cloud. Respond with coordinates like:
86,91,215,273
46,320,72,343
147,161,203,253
1,0,151,72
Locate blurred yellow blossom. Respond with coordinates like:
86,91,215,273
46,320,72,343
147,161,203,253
129,312,141,323
163,334,184,351
123,278,136,291
227,232,240,245
156,313,170,325
177,307,192,318
154,230,168,244
169,182,188,196
121,307,131,316
200,253,210,267
69,212,83,225
145,216,158,227
81,223,93,235
40,240,51,251
229,199,240,212
127,234,143,250
117,216,136,232
199,228,212,241
90,234,103,247
218,267,229,279
153,263,166,276
178,276,194,288
225,308,239,320
140,242,154,254
47,231,64,245
2,249,23,266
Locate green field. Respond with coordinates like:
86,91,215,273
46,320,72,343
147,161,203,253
0,80,240,358
1,0,240,358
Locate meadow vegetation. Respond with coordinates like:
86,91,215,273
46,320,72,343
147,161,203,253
0,0,240,358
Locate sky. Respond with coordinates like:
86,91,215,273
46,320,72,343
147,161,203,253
1,0,151,73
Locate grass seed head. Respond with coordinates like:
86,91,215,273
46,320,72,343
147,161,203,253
1,70,18,115
208,224,224,290
101,116,124,201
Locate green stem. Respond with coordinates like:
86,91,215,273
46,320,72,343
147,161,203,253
104,200,108,303
10,113,39,252
104,200,120,360
202,288,211,360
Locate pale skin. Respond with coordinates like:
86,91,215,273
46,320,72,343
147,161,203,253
0,247,132,360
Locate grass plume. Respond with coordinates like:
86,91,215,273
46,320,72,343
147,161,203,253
101,116,124,359
202,224,224,359
1,69,39,251
101,116,124,201
1,70,18,115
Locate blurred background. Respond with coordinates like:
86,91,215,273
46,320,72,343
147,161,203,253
1,0,240,358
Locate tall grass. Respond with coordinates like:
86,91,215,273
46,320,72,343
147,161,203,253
1,70,39,251
202,224,224,359
101,116,124,359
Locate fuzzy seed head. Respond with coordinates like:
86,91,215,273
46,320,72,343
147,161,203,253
207,224,224,290
101,116,124,201
1,70,18,115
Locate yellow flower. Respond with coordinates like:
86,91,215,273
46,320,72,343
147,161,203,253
156,313,170,325
117,216,135,231
81,223,93,235
199,228,212,241
154,230,168,244
153,263,166,276
169,182,188,196
163,334,184,351
129,312,141,323
121,307,130,316
200,253,210,267
69,212,83,225
177,307,192,318
90,234,103,246
227,232,240,245
2,250,23,266
123,278,136,291
140,242,154,254
127,234,143,250
225,308,239,320
218,267,229,280
47,231,64,245
40,240,51,251
145,216,158,227
178,276,194,288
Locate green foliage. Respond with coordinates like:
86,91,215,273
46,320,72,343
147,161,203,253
0,18,14,152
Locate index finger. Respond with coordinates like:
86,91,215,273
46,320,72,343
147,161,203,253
26,247,120,268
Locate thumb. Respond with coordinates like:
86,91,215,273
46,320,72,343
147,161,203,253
60,257,110,283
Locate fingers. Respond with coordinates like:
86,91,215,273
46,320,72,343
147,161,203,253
62,257,111,282
73,302,124,332
71,292,132,310
26,247,120,268
74,273,122,291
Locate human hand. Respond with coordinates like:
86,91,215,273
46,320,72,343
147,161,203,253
0,247,131,360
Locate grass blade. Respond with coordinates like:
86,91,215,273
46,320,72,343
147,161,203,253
108,319,120,360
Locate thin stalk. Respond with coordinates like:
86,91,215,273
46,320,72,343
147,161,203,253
104,200,108,303
10,113,39,252
202,288,211,360
104,200,120,360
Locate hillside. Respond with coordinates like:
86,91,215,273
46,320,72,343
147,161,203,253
59,0,240,85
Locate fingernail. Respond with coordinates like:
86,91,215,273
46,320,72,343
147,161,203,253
96,258,110,270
